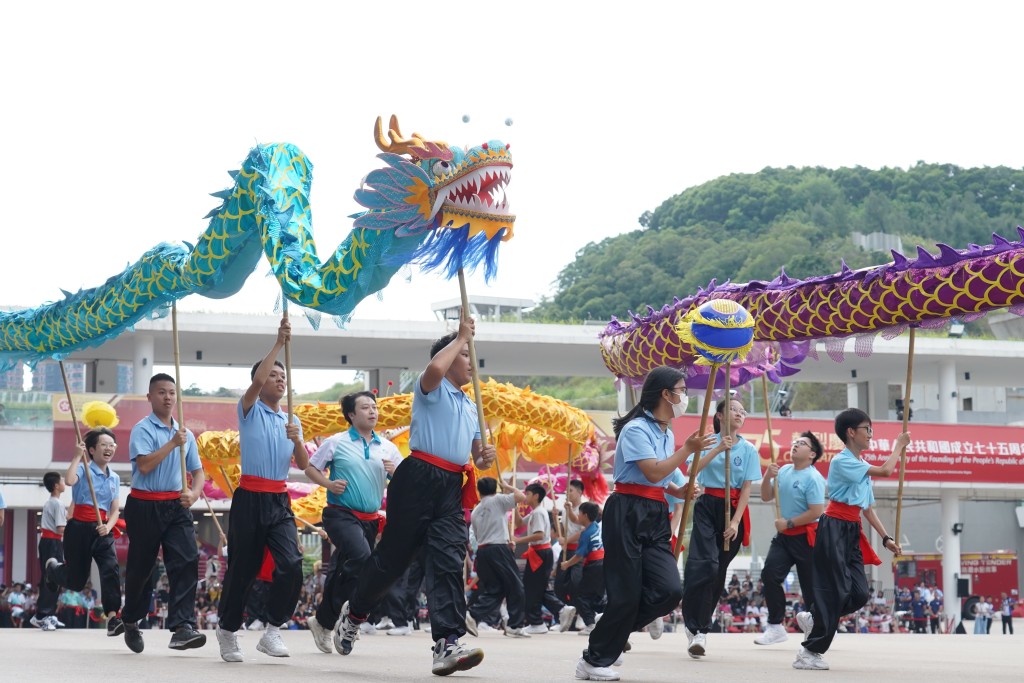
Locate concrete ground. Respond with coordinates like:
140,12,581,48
1,625,1020,682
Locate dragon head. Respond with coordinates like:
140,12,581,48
353,116,514,279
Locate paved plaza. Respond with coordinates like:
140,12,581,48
1,626,1019,682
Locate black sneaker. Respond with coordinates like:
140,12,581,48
124,623,145,653
169,624,207,650
107,617,125,637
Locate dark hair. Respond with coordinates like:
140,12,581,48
801,431,824,463
835,408,871,445
84,427,116,459
250,359,285,380
578,501,600,523
525,483,547,501
430,331,459,359
477,476,497,496
612,366,685,438
149,373,175,388
43,471,61,492
568,479,584,493
340,391,376,426
712,398,745,434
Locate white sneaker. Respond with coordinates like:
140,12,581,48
30,615,44,629
216,627,244,663
613,654,624,666
431,638,484,676
374,617,394,630
334,603,360,655
53,617,66,628
359,621,377,635
688,631,706,658
477,622,499,634
308,618,333,654
574,656,621,681
524,623,549,635
754,623,789,645
247,619,265,631
793,646,829,670
559,605,578,632
42,616,58,632
388,624,412,636
465,612,479,637
648,617,664,640
256,628,290,657
797,611,814,637
578,623,595,635
504,626,531,638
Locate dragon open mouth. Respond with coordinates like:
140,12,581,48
436,164,512,216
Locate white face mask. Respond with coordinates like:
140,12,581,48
671,396,687,418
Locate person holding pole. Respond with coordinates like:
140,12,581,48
680,396,761,659
303,390,402,654
754,431,825,646
336,316,497,676
215,317,308,663
44,428,124,637
121,373,206,653
793,408,908,670
575,366,710,682
559,501,604,638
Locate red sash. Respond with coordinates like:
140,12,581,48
130,489,180,501
328,503,382,522
409,450,479,509
825,500,881,565
524,543,552,572
781,521,819,547
704,488,751,547
256,548,275,582
566,543,579,553
71,506,125,538
584,548,605,565
239,475,287,493
41,529,62,540
614,482,666,503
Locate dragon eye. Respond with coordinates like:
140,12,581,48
431,160,450,176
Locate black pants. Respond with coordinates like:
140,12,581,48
122,496,199,630
37,538,64,618
245,580,271,625
584,493,681,669
52,519,122,615
316,506,379,629
761,532,815,624
573,560,605,626
554,557,582,604
471,544,526,629
681,494,745,634
803,515,870,654
349,457,468,642
523,546,561,626
385,551,426,626
219,489,303,632
1003,616,1014,634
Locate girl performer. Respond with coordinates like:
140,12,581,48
574,366,710,682
681,396,762,658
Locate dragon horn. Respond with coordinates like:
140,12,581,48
373,115,453,161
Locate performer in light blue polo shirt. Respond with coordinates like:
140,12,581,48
339,316,496,676
756,431,826,646
681,396,763,658
45,427,123,636
216,317,308,662
304,390,402,653
575,366,711,681
121,373,207,653
795,408,908,671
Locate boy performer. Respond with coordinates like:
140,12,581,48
33,472,67,631
336,318,496,676
514,483,564,634
558,501,604,635
794,408,908,670
45,428,124,636
216,318,308,662
122,373,207,653
755,431,825,645
554,479,585,630
468,476,529,638
304,391,402,654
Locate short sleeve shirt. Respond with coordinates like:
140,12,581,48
73,461,120,512
309,427,402,512
613,413,674,487
238,398,303,480
470,493,515,546
525,506,551,545
574,521,603,560
408,375,479,466
41,497,67,533
129,413,201,491
664,468,688,507
777,464,826,520
687,434,762,489
827,448,874,508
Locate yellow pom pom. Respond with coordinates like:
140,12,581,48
81,401,119,429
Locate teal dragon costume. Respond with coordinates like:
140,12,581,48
0,117,514,368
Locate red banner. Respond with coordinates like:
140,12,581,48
670,416,1024,485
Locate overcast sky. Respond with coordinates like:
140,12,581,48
3,2,1022,392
